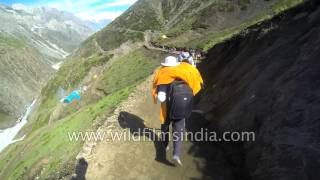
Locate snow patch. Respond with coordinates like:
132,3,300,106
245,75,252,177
31,38,69,59
31,25,44,32
0,99,37,153
47,41,69,57
52,62,63,70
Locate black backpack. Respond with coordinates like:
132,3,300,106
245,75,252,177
168,81,194,120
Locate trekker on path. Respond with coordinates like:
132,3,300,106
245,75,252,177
152,56,203,166
177,51,196,67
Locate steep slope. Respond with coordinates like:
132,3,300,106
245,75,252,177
76,0,303,58
0,35,52,128
157,0,305,49
0,47,167,179
0,5,96,128
78,1,320,179
0,5,94,58
196,0,320,179
0,0,311,179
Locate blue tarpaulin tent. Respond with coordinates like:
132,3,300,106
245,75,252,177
63,90,81,104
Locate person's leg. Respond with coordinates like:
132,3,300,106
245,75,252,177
160,119,171,149
172,118,185,159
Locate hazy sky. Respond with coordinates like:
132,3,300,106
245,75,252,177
0,0,137,23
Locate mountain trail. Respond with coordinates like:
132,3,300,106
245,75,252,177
76,76,229,179
144,32,180,55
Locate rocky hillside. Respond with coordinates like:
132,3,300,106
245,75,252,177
109,0,303,49
196,0,320,179
0,4,96,128
75,0,306,60
0,35,52,128
0,5,94,58
0,0,311,179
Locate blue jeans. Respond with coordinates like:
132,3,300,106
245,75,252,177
161,118,185,158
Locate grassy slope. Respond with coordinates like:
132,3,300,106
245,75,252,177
0,34,52,128
96,29,144,51
0,87,132,179
158,0,304,51
0,112,12,128
30,47,164,133
75,0,162,58
0,35,25,126
0,34,25,49
98,48,165,94
0,47,165,179
109,0,163,31
30,54,113,132
197,0,305,51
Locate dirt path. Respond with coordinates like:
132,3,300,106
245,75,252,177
76,76,225,180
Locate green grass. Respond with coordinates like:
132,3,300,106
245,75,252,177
96,29,144,51
200,0,304,51
0,34,25,49
157,0,304,51
166,17,198,38
32,47,164,132
110,0,164,32
0,87,133,179
0,47,165,179
30,54,113,132
272,0,304,14
43,54,112,96
165,1,236,38
76,35,101,58
98,48,165,94
0,112,13,128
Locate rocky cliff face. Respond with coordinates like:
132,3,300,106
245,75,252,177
196,1,320,179
0,4,96,128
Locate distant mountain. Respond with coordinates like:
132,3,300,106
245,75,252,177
0,4,96,128
0,4,96,59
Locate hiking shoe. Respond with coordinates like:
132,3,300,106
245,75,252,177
165,146,170,152
172,156,183,166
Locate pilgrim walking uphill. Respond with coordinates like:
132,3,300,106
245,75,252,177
152,56,203,166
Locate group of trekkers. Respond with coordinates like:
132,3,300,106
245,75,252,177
175,47,205,62
150,42,205,62
152,52,203,166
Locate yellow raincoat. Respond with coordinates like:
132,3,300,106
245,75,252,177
152,62,203,124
